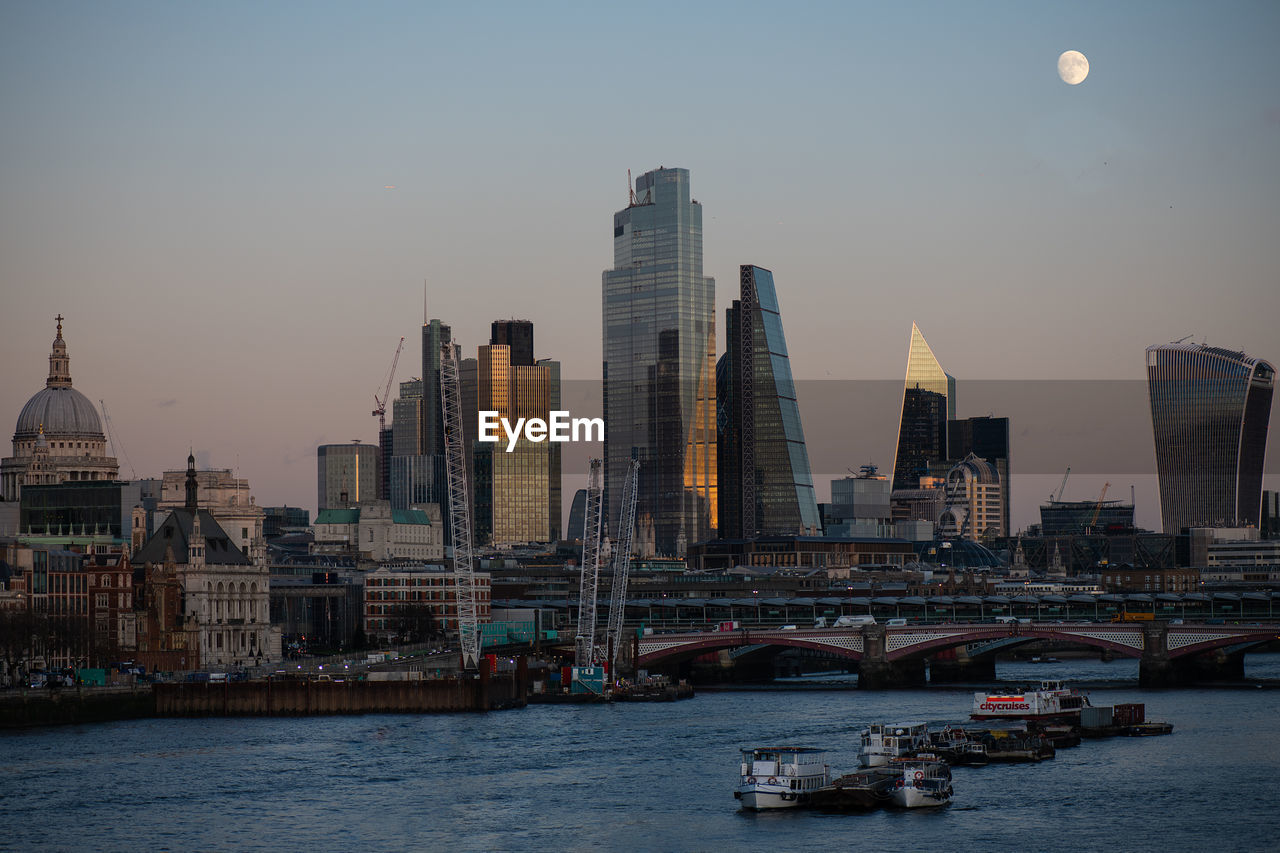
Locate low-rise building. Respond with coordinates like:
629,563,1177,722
312,500,443,562
363,565,491,642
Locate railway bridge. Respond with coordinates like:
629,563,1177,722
632,621,1280,687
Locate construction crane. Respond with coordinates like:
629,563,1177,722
372,336,406,435
575,459,605,668
439,340,480,670
1051,466,1071,503
605,459,641,675
1087,482,1112,531
99,399,136,479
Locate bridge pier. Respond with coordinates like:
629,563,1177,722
1139,624,1247,686
857,626,926,689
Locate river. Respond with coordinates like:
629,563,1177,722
3,655,1279,851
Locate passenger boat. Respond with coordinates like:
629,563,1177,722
734,747,831,810
971,680,1089,722
858,722,931,768
887,754,953,809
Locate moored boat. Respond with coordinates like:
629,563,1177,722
928,726,990,767
971,680,1089,723
858,721,931,768
809,767,899,811
887,754,953,808
734,747,831,810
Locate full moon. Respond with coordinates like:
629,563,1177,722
1058,50,1089,85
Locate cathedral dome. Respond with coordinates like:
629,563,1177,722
11,315,105,440
15,386,103,438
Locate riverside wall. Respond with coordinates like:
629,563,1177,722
2,665,528,728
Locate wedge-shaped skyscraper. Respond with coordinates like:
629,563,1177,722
717,265,820,538
891,323,956,491
1146,342,1274,533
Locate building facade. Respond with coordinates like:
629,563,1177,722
717,265,820,539
471,328,562,546
948,415,1010,537
158,466,264,563
311,500,443,562
317,443,379,511
2,317,119,501
133,455,277,669
1146,342,1274,533
602,167,716,556
363,565,491,641
891,323,955,491
938,453,1005,541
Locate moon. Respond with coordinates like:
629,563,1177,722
1058,50,1089,85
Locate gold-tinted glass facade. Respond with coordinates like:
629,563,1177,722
891,323,956,491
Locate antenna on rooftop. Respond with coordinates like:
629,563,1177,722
628,169,636,206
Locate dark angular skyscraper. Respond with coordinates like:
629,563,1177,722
1146,342,1274,533
718,265,820,538
891,323,956,491
602,167,716,557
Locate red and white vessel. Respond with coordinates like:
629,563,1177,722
971,680,1089,722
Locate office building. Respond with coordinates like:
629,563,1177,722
1146,342,1274,533
891,323,955,491
602,167,716,556
472,327,561,546
717,264,820,538
948,415,1010,536
316,443,379,511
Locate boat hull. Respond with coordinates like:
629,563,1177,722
736,785,804,810
890,786,952,808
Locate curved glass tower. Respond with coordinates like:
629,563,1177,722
1146,343,1274,533
603,168,716,556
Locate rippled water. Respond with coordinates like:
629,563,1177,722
3,656,1279,851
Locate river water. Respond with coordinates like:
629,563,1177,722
3,655,1279,852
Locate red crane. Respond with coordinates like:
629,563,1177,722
372,336,405,434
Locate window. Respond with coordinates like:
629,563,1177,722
96,593,108,608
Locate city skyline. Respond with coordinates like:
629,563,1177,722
2,2,1277,529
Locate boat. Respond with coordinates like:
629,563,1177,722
858,721,931,768
928,726,990,767
1121,721,1174,736
887,754,953,808
734,747,831,810
975,727,1056,762
809,767,899,811
971,680,1089,722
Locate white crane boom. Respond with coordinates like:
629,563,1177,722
439,340,480,670
575,459,604,667
606,459,640,674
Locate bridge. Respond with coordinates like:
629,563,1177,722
633,621,1280,687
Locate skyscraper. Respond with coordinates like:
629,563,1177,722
602,167,716,556
717,265,820,538
1146,342,1274,533
472,327,561,545
891,323,956,491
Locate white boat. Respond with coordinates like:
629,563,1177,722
858,722,931,768
888,754,953,808
734,747,831,810
971,679,1089,722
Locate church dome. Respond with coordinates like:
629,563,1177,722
15,386,103,438
12,315,105,440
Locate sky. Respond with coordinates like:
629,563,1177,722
1,1,1277,532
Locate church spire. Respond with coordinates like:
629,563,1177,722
185,450,199,509
47,314,72,389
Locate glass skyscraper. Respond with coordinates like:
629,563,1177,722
1146,342,1274,533
603,167,716,556
891,323,956,491
717,265,820,538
